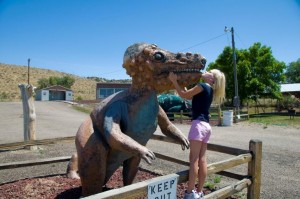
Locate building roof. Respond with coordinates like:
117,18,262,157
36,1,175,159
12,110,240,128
280,83,300,93
41,85,73,91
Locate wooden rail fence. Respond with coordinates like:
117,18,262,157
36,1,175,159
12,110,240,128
0,135,262,199
166,105,250,125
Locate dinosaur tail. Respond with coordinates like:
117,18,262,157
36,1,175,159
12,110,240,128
66,153,80,179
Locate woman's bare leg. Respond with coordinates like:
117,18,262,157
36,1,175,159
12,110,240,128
187,140,202,193
197,142,207,193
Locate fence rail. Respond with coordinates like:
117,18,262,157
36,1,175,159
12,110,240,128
0,136,75,151
165,105,250,125
0,135,262,199
88,137,261,199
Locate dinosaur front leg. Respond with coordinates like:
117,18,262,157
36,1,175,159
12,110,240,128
157,105,189,150
122,155,142,185
103,119,156,164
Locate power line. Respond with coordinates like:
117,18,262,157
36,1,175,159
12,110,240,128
99,33,226,75
235,31,247,49
180,33,227,51
30,33,229,77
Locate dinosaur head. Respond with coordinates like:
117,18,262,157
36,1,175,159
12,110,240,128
123,43,206,93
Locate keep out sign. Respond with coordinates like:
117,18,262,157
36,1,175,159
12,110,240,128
148,174,178,199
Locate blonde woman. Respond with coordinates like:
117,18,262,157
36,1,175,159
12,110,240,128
168,69,226,199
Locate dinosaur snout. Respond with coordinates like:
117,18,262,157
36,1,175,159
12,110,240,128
176,52,206,68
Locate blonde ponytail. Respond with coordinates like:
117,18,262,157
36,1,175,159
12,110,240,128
210,69,226,105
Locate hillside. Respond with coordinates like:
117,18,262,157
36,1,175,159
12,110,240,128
0,63,131,101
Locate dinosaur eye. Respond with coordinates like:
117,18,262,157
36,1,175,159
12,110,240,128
201,58,207,67
154,52,165,62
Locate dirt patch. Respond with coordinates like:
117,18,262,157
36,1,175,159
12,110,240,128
0,167,240,199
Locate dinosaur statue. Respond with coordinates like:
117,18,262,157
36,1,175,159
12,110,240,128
66,43,206,196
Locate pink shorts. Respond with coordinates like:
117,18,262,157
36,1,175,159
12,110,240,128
188,120,212,143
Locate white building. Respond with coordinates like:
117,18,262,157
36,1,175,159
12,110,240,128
280,83,300,98
35,85,73,101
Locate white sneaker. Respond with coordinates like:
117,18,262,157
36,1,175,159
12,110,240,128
198,191,204,199
183,190,200,199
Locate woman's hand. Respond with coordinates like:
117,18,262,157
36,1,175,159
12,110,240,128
168,72,177,83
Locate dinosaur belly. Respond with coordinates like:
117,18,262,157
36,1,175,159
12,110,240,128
106,94,159,171
127,94,159,145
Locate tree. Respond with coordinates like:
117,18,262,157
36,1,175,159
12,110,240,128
285,58,300,83
37,76,75,89
208,42,286,105
37,78,50,89
58,76,75,88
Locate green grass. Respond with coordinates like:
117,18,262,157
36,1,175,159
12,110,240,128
249,115,300,128
203,174,222,190
72,104,93,114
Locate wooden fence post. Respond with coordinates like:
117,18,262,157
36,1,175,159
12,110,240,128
18,84,37,150
247,139,262,199
247,102,250,120
218,104,222,126
233,108,237,123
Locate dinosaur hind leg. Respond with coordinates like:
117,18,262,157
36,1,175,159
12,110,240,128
78,133,109,197
123,156,141,185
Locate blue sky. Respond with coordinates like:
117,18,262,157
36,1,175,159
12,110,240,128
1,0,300,80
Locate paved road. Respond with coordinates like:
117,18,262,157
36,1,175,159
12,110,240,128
0,101,299,198
0,101,88,144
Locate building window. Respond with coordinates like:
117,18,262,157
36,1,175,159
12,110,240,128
98,88,128,99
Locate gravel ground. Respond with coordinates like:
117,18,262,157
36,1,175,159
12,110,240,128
0,102,300,198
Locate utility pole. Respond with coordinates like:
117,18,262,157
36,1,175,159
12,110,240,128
27,58,31,85
225,26,240,120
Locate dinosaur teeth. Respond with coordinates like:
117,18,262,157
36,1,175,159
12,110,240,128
157,68,202,76
173,69,201,73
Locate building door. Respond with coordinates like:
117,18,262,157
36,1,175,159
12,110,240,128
49,91,66,101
